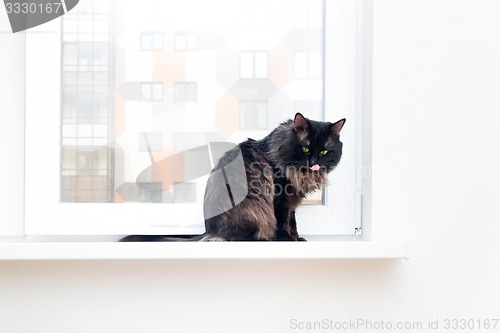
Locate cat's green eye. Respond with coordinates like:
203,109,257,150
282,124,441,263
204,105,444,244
319,150,328,156
301,147,310,154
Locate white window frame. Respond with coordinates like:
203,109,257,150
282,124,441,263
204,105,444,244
17,0,370,238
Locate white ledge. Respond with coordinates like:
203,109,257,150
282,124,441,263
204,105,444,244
0,241,408,260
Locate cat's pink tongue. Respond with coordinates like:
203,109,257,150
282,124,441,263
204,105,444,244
309,164,320,171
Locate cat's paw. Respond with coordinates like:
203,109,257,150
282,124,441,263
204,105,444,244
297,237,307,242
207,237,226,242
199,234,226,242
275,231,299,241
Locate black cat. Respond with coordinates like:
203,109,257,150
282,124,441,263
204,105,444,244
121,113,345,242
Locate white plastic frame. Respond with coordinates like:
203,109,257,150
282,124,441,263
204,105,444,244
23,0,368,236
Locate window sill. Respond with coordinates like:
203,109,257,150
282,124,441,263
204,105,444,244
0,240,408,260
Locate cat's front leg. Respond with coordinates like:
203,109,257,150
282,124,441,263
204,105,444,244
273,178,301,241
273,201,298,241
274,208,301,241
275,228,298,241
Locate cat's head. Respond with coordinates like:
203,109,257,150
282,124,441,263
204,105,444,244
274,113,346,173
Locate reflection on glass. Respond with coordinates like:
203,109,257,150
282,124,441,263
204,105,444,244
61,0,324,204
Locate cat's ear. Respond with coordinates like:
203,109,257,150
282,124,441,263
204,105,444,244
293,113,308,132
331,118,346,136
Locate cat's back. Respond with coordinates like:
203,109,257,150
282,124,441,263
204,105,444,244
213,138,269,171
203,138,274,220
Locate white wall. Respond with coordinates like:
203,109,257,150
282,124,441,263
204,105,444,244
1,1,500,332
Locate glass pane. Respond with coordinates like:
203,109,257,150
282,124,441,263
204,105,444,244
175,34,186,50
254,52,268,79
140,83,151,100
152,33,164,51
141,34,152,50
152,83,163,100
61,0,324,204
187,33,197,50
294,52,308,78
63,43,78,66
240,52,254,78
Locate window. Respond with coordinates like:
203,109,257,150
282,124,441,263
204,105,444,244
294,52,322,79
174,82,197,102
19,0,370,238
140,82,164,101
240,51,268,79
175,32,197,51
238,1,270,29
293,0,323,29
62,146,112,203
141,32,164,51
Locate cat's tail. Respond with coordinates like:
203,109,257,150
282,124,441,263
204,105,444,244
119,234,225,242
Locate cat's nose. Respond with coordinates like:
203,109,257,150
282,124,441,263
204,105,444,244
310,156,318,165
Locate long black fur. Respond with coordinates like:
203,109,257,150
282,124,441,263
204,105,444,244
120,113,345,242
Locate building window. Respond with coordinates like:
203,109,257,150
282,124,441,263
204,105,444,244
175,32,197,51
140,82,163,101
61,6,112,203
61,147,112,203
238,1,270,29
140,32,164,51
239,101,268,130
294,52,322,79
240,51,268,79
292,0,323,29
174,82,197,102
